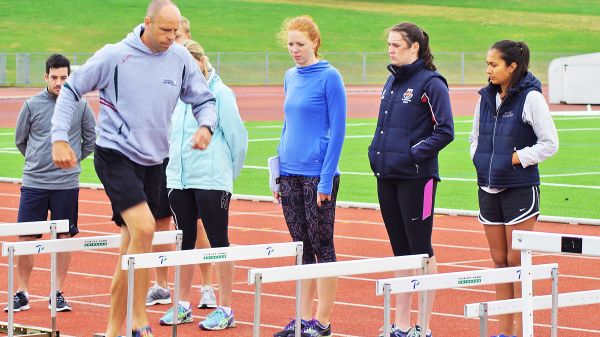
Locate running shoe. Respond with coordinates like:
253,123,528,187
48,291,72,312
409,325,432,337
145,283,171,306
379,324,413,337
4,291,29,312
274,318,309,337
159,303,193,325
198,285,217,309
199,307,236,330
300,319,331,337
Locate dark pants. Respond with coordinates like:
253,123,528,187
18,186,79,238
280,175,340,264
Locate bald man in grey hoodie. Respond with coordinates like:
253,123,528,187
50,1,216,336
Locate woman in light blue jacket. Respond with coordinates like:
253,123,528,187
159,39,248,331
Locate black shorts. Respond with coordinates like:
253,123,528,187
155,158,172,220
17,186,80,238
93,145,162,226
478,185,540,225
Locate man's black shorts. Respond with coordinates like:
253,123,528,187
18,186,80,238
93,145,162,226
155,158,172,220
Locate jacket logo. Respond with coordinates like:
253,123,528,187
120,54,132,64
380,89,386,100
402,88,414,103
503,110,514,118
162,79,177,86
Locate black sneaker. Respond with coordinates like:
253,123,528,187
48,291,72,312
273,319,308,337
4,291,30,312
301,319,331,337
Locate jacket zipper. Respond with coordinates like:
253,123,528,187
487,98,506,187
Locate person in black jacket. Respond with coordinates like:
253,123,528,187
369,22,454,337
469,40,558,337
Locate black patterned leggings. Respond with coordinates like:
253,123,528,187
280,175,340,264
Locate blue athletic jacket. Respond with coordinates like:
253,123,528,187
473,72,541,188
369,59,454,180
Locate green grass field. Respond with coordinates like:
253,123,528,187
1,0,599,53
2,115,599,219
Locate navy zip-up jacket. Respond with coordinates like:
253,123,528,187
473,72,541,188
369,59,454,180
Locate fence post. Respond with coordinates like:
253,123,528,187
265,51,270,85
16,53,30,85
216,52,221,75
460,52,465,85
362,52,367,84
0,53,6,85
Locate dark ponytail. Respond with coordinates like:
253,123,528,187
389,22,436,71
490,40,530,91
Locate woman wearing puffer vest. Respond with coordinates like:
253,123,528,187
369,22,454,337
469,40,558,337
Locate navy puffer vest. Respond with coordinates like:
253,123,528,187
473,72,541,188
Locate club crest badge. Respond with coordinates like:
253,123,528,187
402,88,414,103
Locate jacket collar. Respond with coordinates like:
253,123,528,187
387,59,425,81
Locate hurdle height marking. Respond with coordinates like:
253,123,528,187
513,230,600,337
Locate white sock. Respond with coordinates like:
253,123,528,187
219,306,232,315
156,283,168,291
179,301,190,309
22,291,29,298
201,285,213,291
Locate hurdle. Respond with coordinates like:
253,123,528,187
121,241,303,337
376,263,558,337
1,219,69,337
513,230,600,337
2,229,182,337
248,254,430,337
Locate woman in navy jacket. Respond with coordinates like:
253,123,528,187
369,22,454,337
470,40,558,337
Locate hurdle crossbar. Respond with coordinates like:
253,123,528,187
513,230,600,337
0,220,69,237
377,263,558,337
1,220,67,337
248,254,429,337
121,242,303,337
464,268,559,337
2,230,182,337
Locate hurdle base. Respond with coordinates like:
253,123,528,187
0,321,58,336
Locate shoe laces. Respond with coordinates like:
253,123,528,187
206,307,227,323
15,292,27,301
56,292,65,302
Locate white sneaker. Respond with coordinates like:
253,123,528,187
146,283,172,306
198,286,217,309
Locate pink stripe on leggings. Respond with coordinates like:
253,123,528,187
422,178,434,220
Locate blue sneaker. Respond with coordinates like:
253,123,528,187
4,291,30,312
199,307,236,330
301,319,331,337
410,326,432,337
159,303,193,325
118,326,154,337
379,324,412,337
273,318,308,337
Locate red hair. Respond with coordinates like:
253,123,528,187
279,15,322,58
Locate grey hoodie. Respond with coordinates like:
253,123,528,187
52,24,217,165
16,89,96,189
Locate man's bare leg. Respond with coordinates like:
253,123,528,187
105,202,155,337
152,217,172,289
56,233,72,292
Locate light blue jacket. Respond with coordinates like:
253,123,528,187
166,70,248,192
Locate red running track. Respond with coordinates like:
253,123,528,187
1,182,599,337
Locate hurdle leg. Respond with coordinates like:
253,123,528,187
383,285,391,337
8,245,15,337
172,234,182,337
550,268,559,337
126,258,135,337
520,249,534,337
50,222,57,336
478,302,488,337
294,244,303,337
252,274,263,337
418,257,429,337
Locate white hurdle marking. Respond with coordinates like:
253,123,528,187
376,263,558,337
1,230,182,337
513,230,600,337
121,242,303,337
248,254,429,337
1,219,67,337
